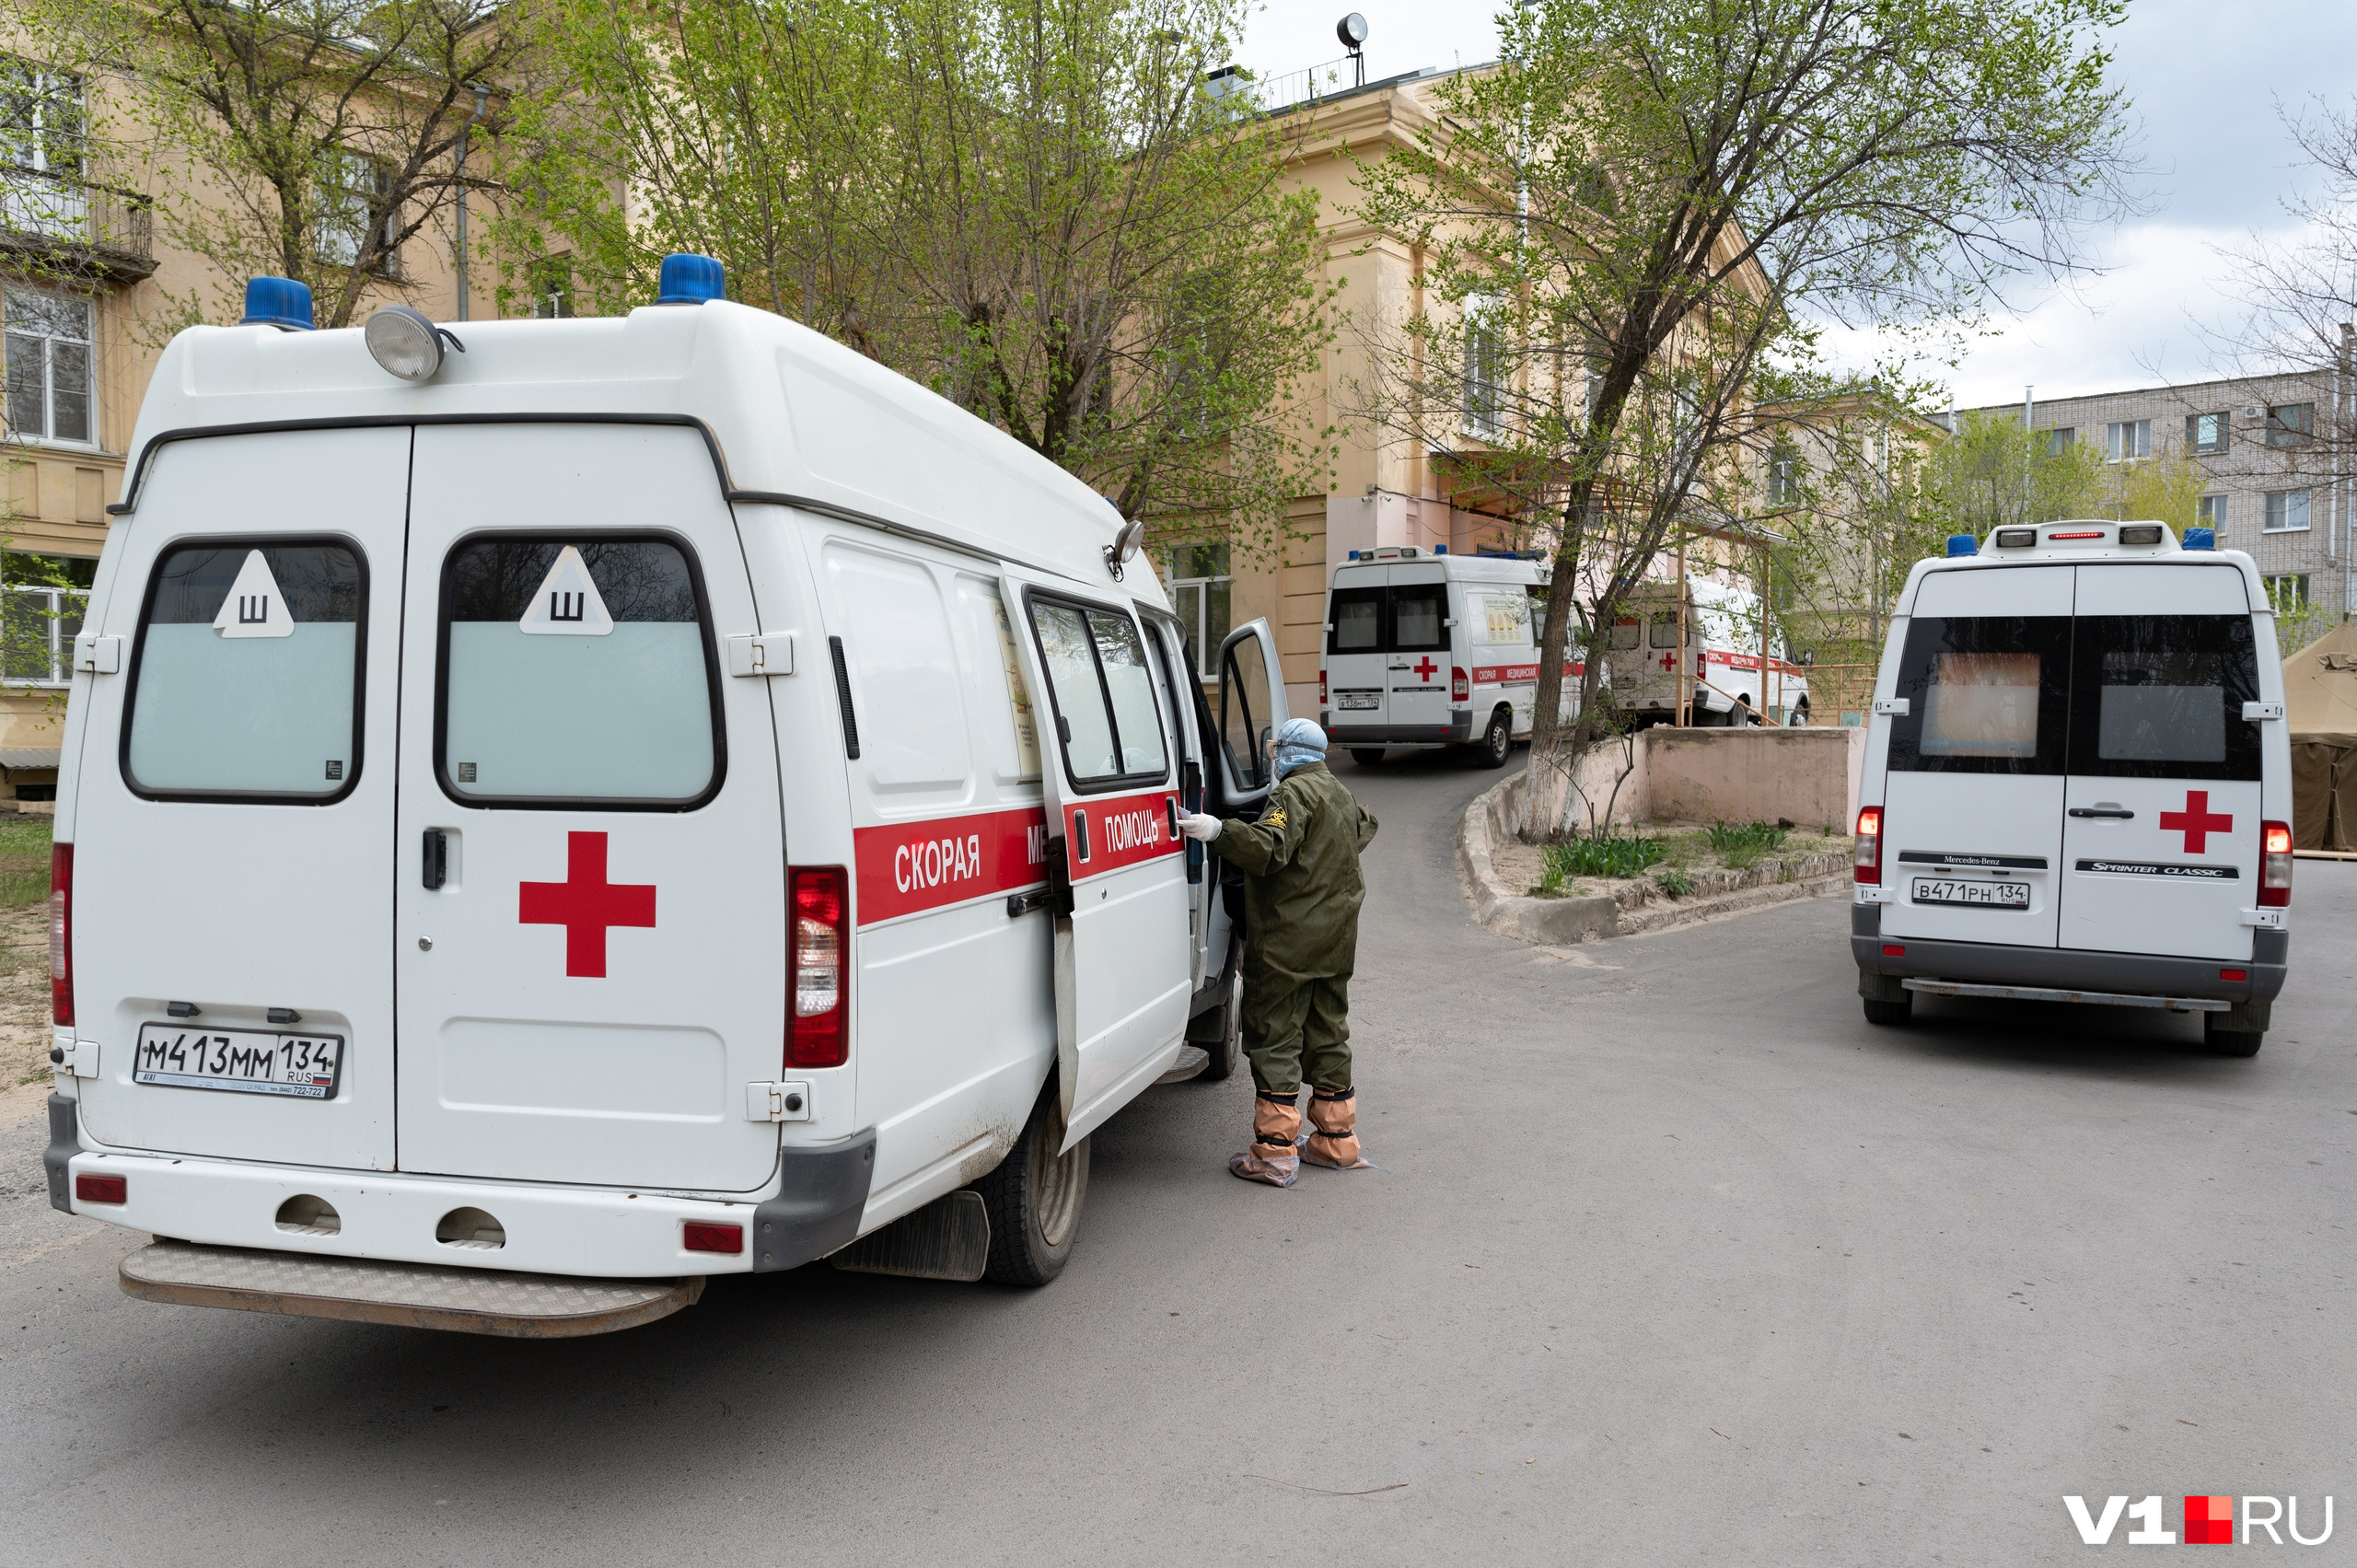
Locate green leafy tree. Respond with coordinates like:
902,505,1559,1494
1349,0,2131,836
502,0,1337,557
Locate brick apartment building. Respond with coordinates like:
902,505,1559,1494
1963,369,2351,620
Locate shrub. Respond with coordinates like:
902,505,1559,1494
1655,865,1697,898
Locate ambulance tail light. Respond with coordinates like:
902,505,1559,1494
787,865,848,1067
1318,669,1328,705
1853,807,1882,885
49,842,71,1027
2260,820,2293,907
1452,667,1469,701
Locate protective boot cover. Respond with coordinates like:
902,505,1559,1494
1229,1091,1301,1187
1302,1086,1374,1170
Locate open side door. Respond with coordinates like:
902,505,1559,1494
996,573,1191,1148
1214,619,1292,814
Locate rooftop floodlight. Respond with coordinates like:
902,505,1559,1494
363,305,465,384
240,276,315,331
657,252,727,305
1336,12,1368,86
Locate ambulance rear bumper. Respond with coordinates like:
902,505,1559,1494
1850,904,2288,1003
1322,711,1474,749
58,1131,876,1281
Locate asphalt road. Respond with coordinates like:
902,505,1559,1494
4,750,2353,1565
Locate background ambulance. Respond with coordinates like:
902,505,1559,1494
1318,546,1573,767
1606,576,1812,726
41,258,1288,1335
1850,521,2292,1055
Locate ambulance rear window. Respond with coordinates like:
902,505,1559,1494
1329,588,1381,651
1885,616,2072,775
437,536,721,807
124,540,365,802
2069,615,2259,781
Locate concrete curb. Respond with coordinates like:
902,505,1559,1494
1457,770,1851,945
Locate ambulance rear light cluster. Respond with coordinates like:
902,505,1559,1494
2260,820,2293,907
1853,807,1883,884
49,843,71,1027
1452,667,1469,701
787,866,849,1067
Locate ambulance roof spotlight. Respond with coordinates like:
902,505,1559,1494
363,305,465,384
240,275,314,331
656,252,726,305
1104,512,1146,577
2184,526,2217,551
1945,534,1978,557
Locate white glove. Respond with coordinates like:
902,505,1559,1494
1176,811,1224,843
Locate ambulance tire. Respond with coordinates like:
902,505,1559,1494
2203,1016,2264,1057
1350,749,1386,766
1188,949,1242,1082
1862,996,1912,1027
1474,708,1513,769
974,1086,1090,1287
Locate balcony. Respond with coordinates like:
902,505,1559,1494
0,167,156,282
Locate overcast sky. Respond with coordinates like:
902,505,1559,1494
1241,0,2357,410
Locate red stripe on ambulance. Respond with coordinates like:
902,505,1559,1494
1068,789,1183,878
1467,662,1587,686
853,805,1048,925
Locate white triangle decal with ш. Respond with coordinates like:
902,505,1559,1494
517,545,614,636
211,550,295,639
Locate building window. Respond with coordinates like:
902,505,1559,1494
2264,489,2311,532
2196,494,2228,535
0,59,86,240
1462,299,1504,441
2105,420,2150,461
316,151,397,273
2187,412,2229,455
1765,443,1799,506
2267,402,2314,447
2,285,93,445
1167,542,1230,680
2046,427,2075,456
528,254,576,319
2266,575,2311,614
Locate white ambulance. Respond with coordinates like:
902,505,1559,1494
1851,521,2292,1055
41,258,1290,1336
1318,546,1574,767
1605,575,1811,726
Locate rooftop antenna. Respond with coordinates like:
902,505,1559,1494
1337,13,1368,87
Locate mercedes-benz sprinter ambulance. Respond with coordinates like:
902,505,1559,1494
41,258,1287,1336
1606,576,1811,726
1850,521,2292,1055
1318,546,1573,767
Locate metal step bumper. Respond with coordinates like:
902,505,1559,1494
120,1239,703,1338
1900,977,2228,1013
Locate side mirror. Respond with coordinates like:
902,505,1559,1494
1797,650,1815,667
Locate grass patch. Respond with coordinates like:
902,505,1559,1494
1541,835,1666,891
1655,866,1697,899
1703,820,1789,855
0,813,51,908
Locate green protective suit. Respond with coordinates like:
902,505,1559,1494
1212,761,1380,1096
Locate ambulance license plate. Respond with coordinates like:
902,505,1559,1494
1910,877,2029,909
1337,694,1380,710
132,1024,343,1099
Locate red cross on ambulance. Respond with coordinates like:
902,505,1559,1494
2158,790,2234,854
1411,656,1438,681
520,831,657,977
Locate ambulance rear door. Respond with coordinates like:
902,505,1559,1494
1876,565,2073,949
1325,565,1387,728
999,573,1190,1146
70,428,408,1170
2056,563,2263,961
1385,562,1451,734
393,424,785,1193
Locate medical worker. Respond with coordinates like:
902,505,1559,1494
1176,718,1379,1188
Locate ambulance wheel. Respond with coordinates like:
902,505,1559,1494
1474,708,1513,768
1862,996,1912,1027
1350,749,1385,766
1188,952,1242,1082
2204,1016,2264,1057
974,1086,1089,1286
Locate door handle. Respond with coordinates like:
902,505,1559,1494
423,829,449,889
2068,807,2135,819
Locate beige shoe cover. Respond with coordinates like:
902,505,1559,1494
1303,1087,1373,1169
1231,1092,1302,1187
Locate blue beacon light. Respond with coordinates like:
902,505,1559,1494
2183,527,2216,551
1945,534,1978,557
656,253,727,304
240,276,315,331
